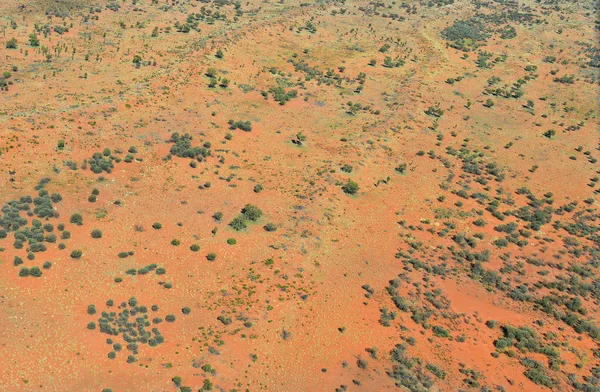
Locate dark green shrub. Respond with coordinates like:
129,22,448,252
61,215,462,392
91,229,103,238
342,179,359,195
70,213,83,225
229,216,247,231
70,250,83,259
241,204,262,221
190,244,200,252
152,222,162,229
29,267,42,277
206,252,217,261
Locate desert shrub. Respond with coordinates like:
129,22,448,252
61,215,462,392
70,249,83,259
264,223,277,232
253,184,263,193
229,120,253,132
6,38,17,49
152,222,162,229
30,242,47,252
432,325,451,338
341,164,353,173
70,213,83,225
87,322,97,330
242,204,262,221
29,267,42,277
168,133,210,159
91,229,103,238
87,304,97,315
212,212,223,221
229,215,247,231
43,261,52,269
171,239,180,246
342,179,359,195
165,314,176,322
182,307,191,314
190,244,200,252
206,252,217,261
19,267,30,277
426,363,446,380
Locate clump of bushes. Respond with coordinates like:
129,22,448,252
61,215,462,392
229,120,252,132
229,204,263,231
168,133,211,160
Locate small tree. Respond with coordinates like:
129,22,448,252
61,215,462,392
216,49,224,59
91,229,103,239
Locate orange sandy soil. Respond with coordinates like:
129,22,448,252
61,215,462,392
0,0,599,391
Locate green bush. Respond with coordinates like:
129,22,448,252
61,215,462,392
70,213,83,225
342,179,359,195
206,252,217,261
241,204,262,221
229,215,247,231
70,250,83,259
91,229,103,238
190,244,200,252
